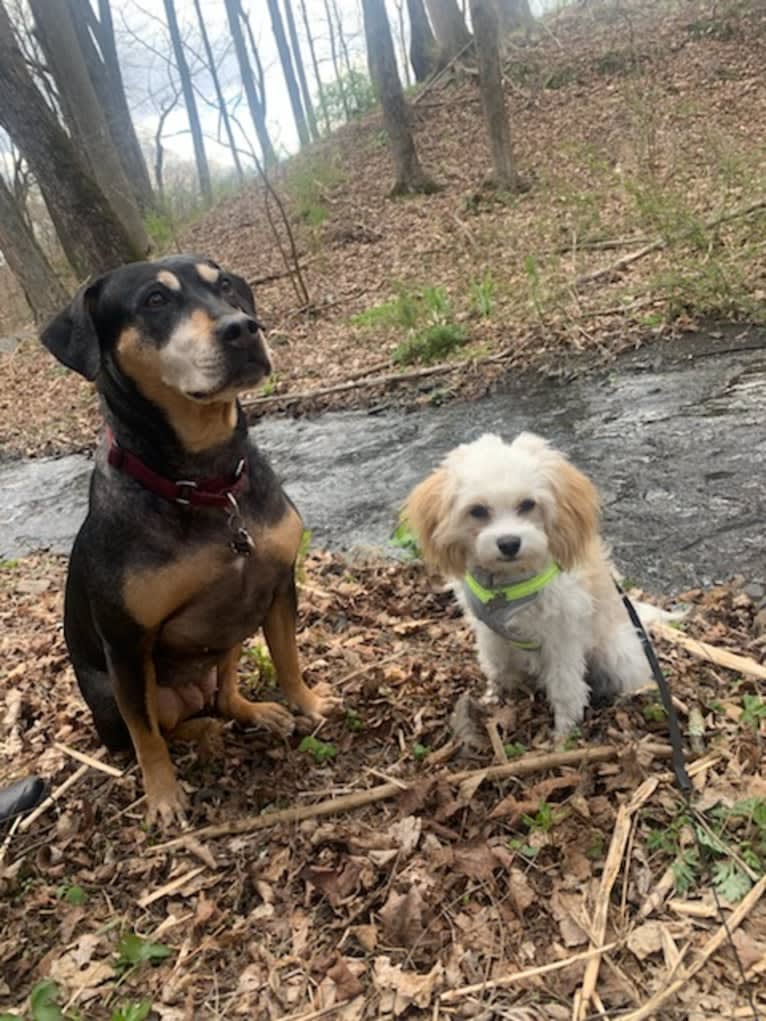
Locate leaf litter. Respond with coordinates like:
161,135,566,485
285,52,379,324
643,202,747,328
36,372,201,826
0,547,764,1018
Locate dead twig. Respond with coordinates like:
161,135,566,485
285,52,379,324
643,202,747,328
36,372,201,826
576,777,659,1018
575,199,766,288
651,621,766,680
54,742,123,777
242,346,516,410
440,941,620,1003
19,750,109,833
619,874,766,1021
148,742,674,854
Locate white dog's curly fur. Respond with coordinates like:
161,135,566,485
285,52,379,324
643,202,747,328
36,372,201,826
406,432,648,737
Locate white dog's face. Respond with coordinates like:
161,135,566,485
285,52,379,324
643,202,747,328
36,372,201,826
406,432,600,578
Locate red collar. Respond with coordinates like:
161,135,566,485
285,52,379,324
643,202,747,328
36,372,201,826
105,430,248,508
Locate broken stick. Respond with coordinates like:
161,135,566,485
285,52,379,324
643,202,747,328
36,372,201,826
651,621,766,680
149,742,674,854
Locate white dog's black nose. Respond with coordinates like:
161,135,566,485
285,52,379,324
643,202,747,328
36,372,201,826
496,535,521,558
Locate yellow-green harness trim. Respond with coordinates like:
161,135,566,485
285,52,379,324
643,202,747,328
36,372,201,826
463,562,561,650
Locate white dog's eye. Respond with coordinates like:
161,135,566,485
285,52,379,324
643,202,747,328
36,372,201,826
518,499,536,513
468,504,490,520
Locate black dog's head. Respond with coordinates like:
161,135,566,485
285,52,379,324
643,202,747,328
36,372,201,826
41,256,272,403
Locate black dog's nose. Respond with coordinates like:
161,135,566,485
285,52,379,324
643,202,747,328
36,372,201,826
217,314,259,347
496,535,521,558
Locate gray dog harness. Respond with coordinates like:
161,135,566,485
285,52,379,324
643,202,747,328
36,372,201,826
462,562,561,649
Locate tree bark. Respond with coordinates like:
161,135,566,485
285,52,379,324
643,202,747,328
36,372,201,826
323,0,350,120
191,0,244,182
0,175,69,322
406,0,441,82
283,0,319,142
162,0,213,204
67,0,155,214
425,0,472,62
361,0,438,196
468,0,520,190
298,0,331,134
393,0,412,87
266,0,309,149
0,3,143,277
224,0,277,167
495,0,534,34
28,0,149,255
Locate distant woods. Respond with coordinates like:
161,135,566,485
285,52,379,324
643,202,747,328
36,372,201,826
0,0,534,323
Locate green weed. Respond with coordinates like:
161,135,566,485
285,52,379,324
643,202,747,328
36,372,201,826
522,802,560,832
503,741,527,759
390,520,421,559
469,271,496,317
741,694,766,729
351,288,420,330
392,323,468,366
285,155,343,227
299,736,337,764
0,979,153,1021
242,642,276,686
56,883,87,906
318,69,376,129
643,701,667,722
413,742,431,762
114,932,172,974
345,710,364,732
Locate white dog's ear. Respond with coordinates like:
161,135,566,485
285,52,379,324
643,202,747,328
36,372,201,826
546,457,600,568
405,467,466,577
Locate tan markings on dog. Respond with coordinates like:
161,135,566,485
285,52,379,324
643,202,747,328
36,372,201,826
116,326,237,452
111,651,185,824
157,270,181,291
259,503,304,565
216,644,295,736
548,460,600,569
123,548,225,631
196,262,220,284
406,468,466,577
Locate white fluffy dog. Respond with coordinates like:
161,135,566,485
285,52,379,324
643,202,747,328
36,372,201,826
406,432,649,737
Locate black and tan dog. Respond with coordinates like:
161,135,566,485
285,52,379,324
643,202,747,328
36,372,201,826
41,255,339,826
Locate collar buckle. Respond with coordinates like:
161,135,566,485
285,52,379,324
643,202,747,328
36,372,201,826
174,480,198,506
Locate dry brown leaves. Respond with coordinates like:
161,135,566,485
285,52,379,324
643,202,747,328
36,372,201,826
0,546,764,1018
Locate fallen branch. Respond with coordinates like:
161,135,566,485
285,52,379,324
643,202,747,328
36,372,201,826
576,777,659,1018
651,621,766,680
19,749,109,832
242,346,515,410
440,941,620,1003
411,40,474,106
55,742,123,778
148,742,674,854
575,199,766,288
619,873,766,1021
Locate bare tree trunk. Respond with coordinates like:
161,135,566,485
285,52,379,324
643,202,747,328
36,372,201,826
495,0,534,34
66,0,155,214
406,0,440,82
298,0,331,134
28,0,149,255
323,0,350,120
394,0,412,86
425,0,472,62
332,0,354,80
266,0,309,148
0,175,69,322
0,3,143,276
283,0,319,142
361,0,438,196
191,0,244,182
162,0,213,204
224,0,277,167
468,0,520,190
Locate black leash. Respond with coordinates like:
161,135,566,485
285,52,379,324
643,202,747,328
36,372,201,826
615,580,691,793
617,580,762,1020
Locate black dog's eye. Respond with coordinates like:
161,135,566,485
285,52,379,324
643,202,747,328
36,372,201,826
518,499,536,514
144,290,169,309
468,504,490,520
220,277,234,295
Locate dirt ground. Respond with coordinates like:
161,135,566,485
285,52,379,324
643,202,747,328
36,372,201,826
2,0,765,459
1,550,764,1019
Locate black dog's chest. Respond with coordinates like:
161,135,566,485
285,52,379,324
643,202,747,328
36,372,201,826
157,547,287,654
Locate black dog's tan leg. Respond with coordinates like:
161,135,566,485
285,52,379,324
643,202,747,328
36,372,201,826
263,583,342,720
216,644,295,737
108,646,186,827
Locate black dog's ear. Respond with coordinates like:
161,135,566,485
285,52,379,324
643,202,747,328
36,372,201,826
40,278,103,380
231,273,256,315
